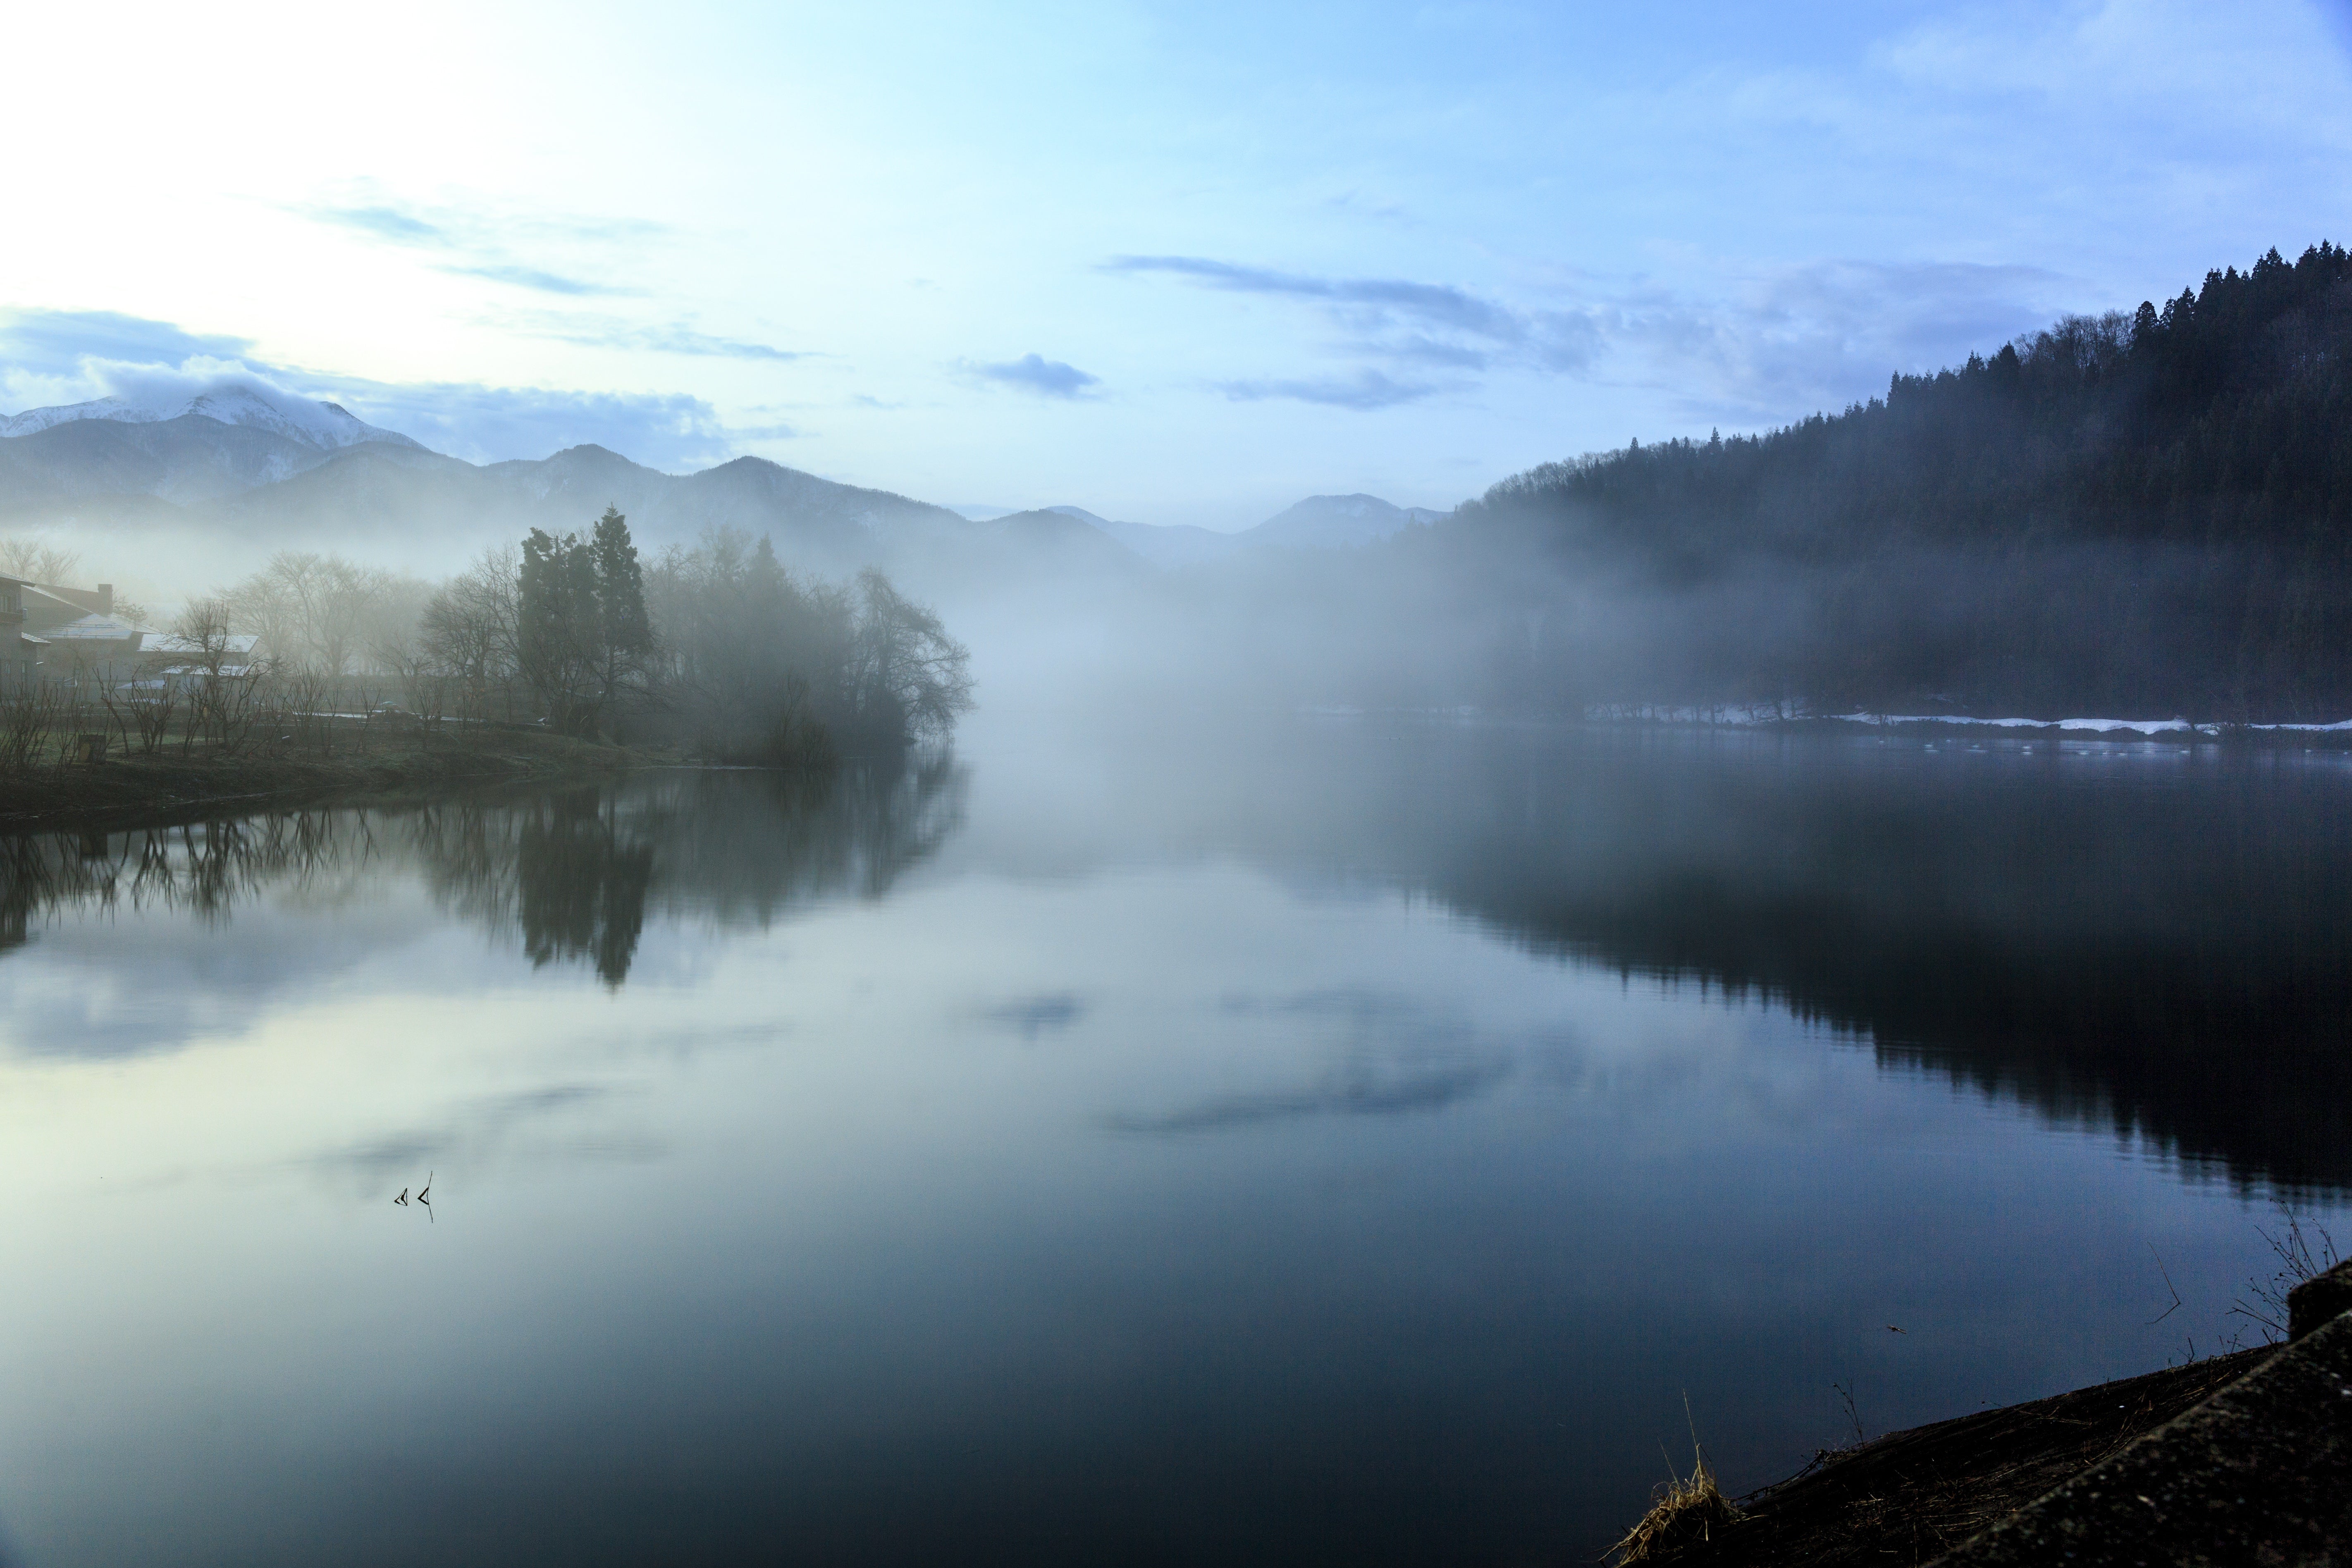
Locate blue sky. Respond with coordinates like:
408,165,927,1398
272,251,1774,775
3,0,2348,527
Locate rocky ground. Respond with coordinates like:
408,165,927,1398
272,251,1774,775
1625,1259,2352,1566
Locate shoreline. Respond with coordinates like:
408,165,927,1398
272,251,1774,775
1624,1258,2352,1565
1294,705,2352,745
0,731,664,835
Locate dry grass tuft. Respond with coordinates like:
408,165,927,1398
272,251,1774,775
1610,1451,1741,1564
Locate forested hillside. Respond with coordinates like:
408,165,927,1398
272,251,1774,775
1444,243,2352,718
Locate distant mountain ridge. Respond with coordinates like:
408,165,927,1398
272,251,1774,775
1046,494,1446,566
0,376,1443,584
1249,493,1445,549
0,386,420,450
1046,506,1244,568
203,440,993,575
0,381,428,509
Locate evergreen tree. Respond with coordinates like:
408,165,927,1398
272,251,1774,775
588,507,652,720
1446,241,2352,717
519,509,657,735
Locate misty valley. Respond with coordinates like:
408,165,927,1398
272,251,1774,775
5,222,2352,1567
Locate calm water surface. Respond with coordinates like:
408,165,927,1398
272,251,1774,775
2,720,2347,1566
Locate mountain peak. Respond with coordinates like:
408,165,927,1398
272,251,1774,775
1249,493,1443,549
0,378,422,453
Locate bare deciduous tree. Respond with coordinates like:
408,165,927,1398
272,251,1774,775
0,537,81,587
847,568,974,742
418,547,523,721
222,553,430,678
172,598,267,754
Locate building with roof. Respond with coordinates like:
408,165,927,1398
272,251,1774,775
138,631,263,683
41,612,150,666
19,580,121,635
7,578,160,681
0,575,42,677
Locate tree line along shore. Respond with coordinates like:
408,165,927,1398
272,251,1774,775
0,509,975,826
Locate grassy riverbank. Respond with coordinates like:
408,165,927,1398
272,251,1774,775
0,726,658,833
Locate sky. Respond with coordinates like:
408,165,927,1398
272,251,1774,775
2,0,2349,529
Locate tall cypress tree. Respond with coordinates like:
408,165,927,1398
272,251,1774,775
588,507,653,727
518,511,654,735
592,507,650,660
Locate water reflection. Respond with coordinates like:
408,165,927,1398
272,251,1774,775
1109,988,1526,1133
2,725,2347,1567
0,753,967,995
1349,732,2352,1195
4,729,2345,1193
0,810,387,942
1010,721,2352,1195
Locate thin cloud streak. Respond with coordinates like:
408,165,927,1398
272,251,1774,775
1107,255,1523,339
1218,370,1437,410
304,203,449,245
294,189,647,298
537,323,806,360
1109,254,1602,407
974,353,1101,398
438,263,634,297
1113,250,2074,423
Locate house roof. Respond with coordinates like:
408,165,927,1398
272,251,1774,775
44,613,149,642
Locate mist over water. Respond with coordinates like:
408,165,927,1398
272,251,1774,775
2,718,2342,1566
6,5,2348,1562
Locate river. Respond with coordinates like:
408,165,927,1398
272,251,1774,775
2,717,2345,1566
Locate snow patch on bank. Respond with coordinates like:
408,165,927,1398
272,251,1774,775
1836,714,2352,734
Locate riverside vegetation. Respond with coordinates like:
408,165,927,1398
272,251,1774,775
0,509,974,826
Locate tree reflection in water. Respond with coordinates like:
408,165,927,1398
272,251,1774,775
411,753,966,983
5,732,2346,1195
0,809,387,946
0,753,968,987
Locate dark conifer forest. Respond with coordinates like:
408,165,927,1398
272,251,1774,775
1437,242,2352,718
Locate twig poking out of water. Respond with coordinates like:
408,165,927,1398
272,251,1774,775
393,1188,409,1206
2146,1243,2184,1327
1832,1379,1864,1445
1608,1399,1739,1564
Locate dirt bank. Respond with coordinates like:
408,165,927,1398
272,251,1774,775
1621,1258,2352,1566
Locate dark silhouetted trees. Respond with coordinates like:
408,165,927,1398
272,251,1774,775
519,509,654,736
844,567,975,745
1446,241,2352,718
642,527,972,760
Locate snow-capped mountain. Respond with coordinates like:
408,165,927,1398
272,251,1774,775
0,382,420,452
0,379,430,506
